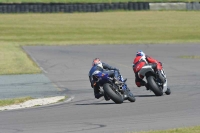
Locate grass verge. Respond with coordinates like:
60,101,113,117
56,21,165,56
179,55,200,59
57,96,68,102
0,97,33,107
131,125,200,133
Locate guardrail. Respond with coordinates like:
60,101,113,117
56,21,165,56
0,2,199,13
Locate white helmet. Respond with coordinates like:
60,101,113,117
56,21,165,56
136,50,147,64
136,50,145,57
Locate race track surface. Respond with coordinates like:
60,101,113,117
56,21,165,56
0,44,200,133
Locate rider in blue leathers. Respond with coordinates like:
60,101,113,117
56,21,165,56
88,58,123,100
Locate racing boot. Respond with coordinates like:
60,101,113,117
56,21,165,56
94,86,104,99
95,92,104,99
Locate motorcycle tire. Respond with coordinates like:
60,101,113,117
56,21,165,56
126,88,136,102
103,83,123,104
165,88,171,95
147,76,163,96
104,92,111,101
127,94,136,102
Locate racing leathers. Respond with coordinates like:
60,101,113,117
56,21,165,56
132,55,163,89
88,63,120,99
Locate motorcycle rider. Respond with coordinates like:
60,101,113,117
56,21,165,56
89,58,125,100
132,50,165,90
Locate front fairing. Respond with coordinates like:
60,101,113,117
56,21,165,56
90,67,110,87
97,73,110,86
89,66,103,76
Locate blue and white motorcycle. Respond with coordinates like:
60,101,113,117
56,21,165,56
91,70,135,104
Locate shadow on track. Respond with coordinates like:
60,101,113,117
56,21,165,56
75,102,115,105
134,95,156,97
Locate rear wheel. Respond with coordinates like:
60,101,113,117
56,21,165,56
103,83,123,104
147,76,163,96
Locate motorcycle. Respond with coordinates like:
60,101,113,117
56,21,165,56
138,64,171,96
91,70,135,104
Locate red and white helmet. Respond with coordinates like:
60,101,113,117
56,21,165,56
92,58,103,68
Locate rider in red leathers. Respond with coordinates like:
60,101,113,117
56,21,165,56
132,51,164,90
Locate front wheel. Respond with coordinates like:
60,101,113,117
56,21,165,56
147,76,163,96
103,83,123,104
165,88,171,95
125,88,136,102
127,94,136,102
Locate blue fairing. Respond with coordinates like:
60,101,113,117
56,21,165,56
89,66,99,77
89,66,110,86
89,66,128,91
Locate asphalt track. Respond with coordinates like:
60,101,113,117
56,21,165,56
0,44,200,133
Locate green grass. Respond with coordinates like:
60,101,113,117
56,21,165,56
0,97,33,107
0,11,200,75
130,125,200,133
58,96,68,102
0,44,41,74
0,96,66,107
179,55,200,59
0,0,198,3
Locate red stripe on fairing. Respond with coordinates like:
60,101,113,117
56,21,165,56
133,56,142,64
157,62,163,70
134,62,146,73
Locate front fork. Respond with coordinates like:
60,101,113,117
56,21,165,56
155,73,167,93
163,79,168,92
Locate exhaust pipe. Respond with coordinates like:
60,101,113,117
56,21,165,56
119,85,123,91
